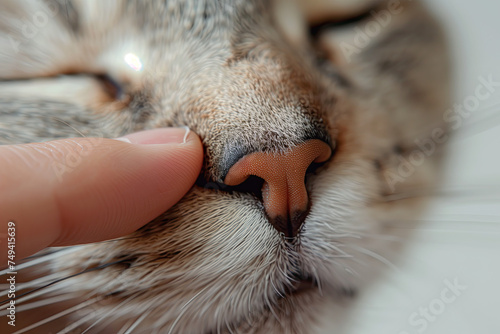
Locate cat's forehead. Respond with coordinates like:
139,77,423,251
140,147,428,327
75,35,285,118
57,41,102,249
69,0,271,40
76,0,290,94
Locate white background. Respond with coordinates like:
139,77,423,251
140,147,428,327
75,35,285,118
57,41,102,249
326,1,500,333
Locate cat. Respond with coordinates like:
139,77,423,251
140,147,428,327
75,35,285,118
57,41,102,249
0,0,450,333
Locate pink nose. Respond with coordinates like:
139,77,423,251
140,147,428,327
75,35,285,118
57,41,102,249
224,139,332,238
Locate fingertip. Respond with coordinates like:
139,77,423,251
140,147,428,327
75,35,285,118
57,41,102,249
51,128,204,247
2,128,205,260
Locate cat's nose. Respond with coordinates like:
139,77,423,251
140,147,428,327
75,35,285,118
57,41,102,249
224,139,332,238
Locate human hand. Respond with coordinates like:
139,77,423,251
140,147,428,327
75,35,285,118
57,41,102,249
0,128,203,264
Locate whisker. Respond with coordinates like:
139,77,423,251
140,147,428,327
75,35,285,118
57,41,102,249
309,266,323,296
52,117,88,138
0,259,125,305
8,294,78,314
381,185,500,203
167,286,209,334
0,272,61,298
123,311,152,334
16,272,62,290
16,286,69,305
117,319,136,334
12,296,102,334
81,315,110,334
1,284,62,311
0,247,83,275
358,230,404,243
57,310,99,334
18,247,66,262
271,280,284,298
1,285,66,313
225,317,236,334
81,295,137,334
348,245,400,273
263,278,282,327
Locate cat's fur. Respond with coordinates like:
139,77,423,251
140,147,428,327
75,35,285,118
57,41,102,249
0,0,450,333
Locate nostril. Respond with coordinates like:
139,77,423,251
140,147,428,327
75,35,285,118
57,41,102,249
228,175,265,199
223,139,332,238
306,158,329,176
195,173,265,201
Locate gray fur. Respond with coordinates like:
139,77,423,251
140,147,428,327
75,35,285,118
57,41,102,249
0,0,450,333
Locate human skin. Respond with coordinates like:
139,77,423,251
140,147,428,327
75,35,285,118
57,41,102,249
0,127,203,263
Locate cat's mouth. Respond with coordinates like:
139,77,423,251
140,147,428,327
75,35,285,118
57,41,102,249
281,270,318,298
286,278,317,297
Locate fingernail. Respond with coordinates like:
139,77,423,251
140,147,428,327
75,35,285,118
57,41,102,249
114,127,192,145
114,137,132,143
180,126,190,144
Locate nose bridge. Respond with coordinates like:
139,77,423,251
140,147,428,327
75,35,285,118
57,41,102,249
206,68,331,183
224,139,332,238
